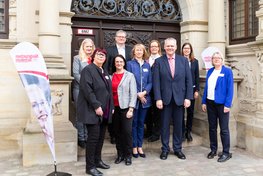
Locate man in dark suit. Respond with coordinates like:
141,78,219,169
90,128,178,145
105,30,132,75
105,30,132,144
153,38,193,160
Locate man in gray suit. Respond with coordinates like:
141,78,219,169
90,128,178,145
153,38,193,160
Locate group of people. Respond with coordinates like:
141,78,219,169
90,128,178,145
72,30,234,176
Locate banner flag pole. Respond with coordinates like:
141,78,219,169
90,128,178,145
10,42,71,175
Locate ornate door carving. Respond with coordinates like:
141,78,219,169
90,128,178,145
71,0,182,58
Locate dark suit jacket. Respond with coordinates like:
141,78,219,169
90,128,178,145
190,59,200,93
153,54,193,106
105,44,132,74
77,63,114,124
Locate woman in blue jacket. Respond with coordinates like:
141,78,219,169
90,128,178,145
127,44,152,158
202,51,234,163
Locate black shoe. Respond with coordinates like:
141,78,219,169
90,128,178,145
95,160,110,169
160,151,169,160
132,153,139,158
207,151,217,159
218,152,223,157
174,151,186,160
86,168,103,176
125,157,132,166
186,131,193,142
114,156,124,164
110,137,116,144
217,153,232,162
148,135,160,142
78,140,86,149
182,135,186,142
138,152,146,158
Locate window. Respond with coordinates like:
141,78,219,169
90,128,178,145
0,0,8,39
229,0,258,44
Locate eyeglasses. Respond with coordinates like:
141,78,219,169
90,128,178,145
96,53,106,57
212,57,222,60
151,46,159,48
116,36,126,39
115,60,124,63
183,47,191,50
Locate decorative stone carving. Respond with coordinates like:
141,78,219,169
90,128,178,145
239,99,257,113
236,61,256,98
257,100,263,113
51,89,64,116
9,0,16,7
71,0,182,21
226,57,239,76
258,53,263,82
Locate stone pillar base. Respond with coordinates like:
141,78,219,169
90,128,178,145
23,122,77,166
237,114,263,158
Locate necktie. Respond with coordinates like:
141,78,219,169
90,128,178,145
168,57,175,78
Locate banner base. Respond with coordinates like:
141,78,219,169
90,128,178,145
46,171,72,176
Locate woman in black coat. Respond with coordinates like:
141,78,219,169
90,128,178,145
77,48,114,176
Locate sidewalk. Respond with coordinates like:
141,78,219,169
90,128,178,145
1,138,263,176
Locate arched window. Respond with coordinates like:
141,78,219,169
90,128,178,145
0,0,8,39
229,0,258,45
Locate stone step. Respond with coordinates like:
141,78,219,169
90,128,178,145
78,133,203,157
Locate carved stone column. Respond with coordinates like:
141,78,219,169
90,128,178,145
256,0,263,41
22,0,77,166
208,0,225,56
238,0,263,157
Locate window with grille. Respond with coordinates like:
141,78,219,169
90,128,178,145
0,0,8,39
229,0,258,44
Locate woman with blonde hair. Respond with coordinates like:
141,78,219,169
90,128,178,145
73,38,95,148
127,44,152,158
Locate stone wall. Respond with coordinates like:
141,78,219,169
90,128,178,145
0,0,77,165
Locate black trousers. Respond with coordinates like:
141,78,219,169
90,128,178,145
161,99,183,152
112,106,133,158
108,123,115,139
146,102,161,137
182,99,195,134
207,99,230,154
85,120,107,170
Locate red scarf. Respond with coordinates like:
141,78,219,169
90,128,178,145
87,57,91,64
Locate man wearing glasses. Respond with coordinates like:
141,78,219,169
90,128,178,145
105,30,132,75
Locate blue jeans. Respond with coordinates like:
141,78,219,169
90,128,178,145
132,103,149,148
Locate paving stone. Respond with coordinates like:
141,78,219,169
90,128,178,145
1,140,263,176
